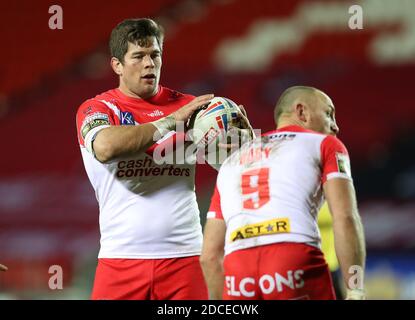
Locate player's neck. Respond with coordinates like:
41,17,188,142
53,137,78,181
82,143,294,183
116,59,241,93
277,118,304,130
117,83,158,100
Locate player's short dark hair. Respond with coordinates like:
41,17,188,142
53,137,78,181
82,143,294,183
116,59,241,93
109,18,164,63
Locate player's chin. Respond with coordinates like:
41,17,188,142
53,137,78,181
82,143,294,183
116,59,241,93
139,83,158,97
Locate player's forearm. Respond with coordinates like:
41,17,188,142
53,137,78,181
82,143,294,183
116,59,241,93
93,124,158,162
324,179,366,298
200,219,226,299
333,214,366,291
93,116,176,163
200,258,224,300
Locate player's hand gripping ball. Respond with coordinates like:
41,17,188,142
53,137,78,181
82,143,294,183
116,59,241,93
188,97,249,149
188,97,254,170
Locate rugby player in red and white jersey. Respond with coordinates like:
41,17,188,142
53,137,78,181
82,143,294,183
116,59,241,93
200,86,366,300
76,18,217,300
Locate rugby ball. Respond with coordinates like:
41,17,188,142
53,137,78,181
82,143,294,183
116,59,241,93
188,96,240,148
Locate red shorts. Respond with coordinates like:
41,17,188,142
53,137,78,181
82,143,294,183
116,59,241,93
223,242,336,300
91,256,208,300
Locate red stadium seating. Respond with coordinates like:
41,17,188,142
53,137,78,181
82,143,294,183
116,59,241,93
0,0,179,96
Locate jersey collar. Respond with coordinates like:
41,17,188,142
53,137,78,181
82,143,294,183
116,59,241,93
114,85,163,104
263,125,313,136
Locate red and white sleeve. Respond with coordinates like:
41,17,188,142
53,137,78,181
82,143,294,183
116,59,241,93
207,186,224,220
320,135,353,184
76,99,117,154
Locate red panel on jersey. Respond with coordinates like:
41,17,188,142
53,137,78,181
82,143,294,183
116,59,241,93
208,186,224,220
320,135,350,184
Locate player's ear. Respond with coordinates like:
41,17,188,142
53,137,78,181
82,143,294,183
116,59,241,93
295,103,308,123
111,57,123,76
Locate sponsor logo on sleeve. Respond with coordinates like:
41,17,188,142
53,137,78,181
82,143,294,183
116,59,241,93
120,111,135,125
335,152,351,177
80,113,110,139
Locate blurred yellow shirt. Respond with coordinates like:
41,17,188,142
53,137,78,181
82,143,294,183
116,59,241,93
318,202,339,271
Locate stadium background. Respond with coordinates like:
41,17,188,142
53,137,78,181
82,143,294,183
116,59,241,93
0,0,414,299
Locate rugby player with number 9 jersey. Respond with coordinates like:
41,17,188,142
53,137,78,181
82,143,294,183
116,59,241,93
200,86,366,300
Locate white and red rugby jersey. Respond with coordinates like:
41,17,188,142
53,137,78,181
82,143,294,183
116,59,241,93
208,125,352,256
76,86,203,259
